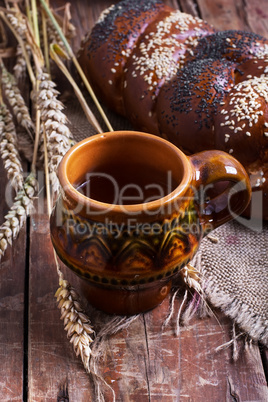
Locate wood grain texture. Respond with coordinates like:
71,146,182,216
142,303,268,401
27,1,267,400
0,0,267,400
177,0,199,16
28,204,94,401
0,158,25,401
195,0,251,31
51,292,267,401
244,0,268,37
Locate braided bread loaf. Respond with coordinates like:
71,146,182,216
78,0,268,219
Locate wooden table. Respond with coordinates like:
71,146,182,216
0,0,268,400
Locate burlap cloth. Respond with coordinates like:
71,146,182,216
195,221,268,347
63,92,268,348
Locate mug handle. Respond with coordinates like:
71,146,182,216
189,150,252,232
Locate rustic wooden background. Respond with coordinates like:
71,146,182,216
0,0,267,401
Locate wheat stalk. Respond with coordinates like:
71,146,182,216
13,45,28,79
43,123,96,375
52,4,76,40
45,5,75,48
0,7,38,262
50,44,103,133
0,11,35,85
0,102,24,191
37,3,97,372
39,0,113,132
1,62,35,138
37,71,75,193
5,8,29,39
55,278,95,370
46,17,65,48
27,0,96,374
1,0,97,380
0,172,37,259
4,8,32,79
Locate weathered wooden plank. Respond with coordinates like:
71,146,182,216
196,0,251,31
0,159,25,401
0,22,32,397
181,0,267,37
264,349,268,382
28,206,95,401
25,0,268,401
94,315,151,401
52,0,115,52
178,0,199,16
244,0,268,37
28,208,158,401
165,0,180,9
38,287,267,401
52,0,181,54
142,295,268,401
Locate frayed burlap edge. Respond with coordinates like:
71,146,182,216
184,247,268,348
201,279,268,347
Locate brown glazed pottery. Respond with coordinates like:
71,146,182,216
50,131,251,315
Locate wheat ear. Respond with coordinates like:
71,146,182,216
0,172,38,259
42,127,95,372
1,62,35,138
37,71,75,194
0,103,24,192
5,8,32,79
55,279,95,370
13,44,28,79
46,17,65,48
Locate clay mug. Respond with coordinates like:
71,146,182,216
50,131,251,315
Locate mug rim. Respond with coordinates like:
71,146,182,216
57,131,192,216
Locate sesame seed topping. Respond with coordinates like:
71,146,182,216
128,9,213,92
219,77,268,141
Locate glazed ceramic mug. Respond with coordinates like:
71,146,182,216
50,131,251,315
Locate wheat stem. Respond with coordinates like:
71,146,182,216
31,0,40,47
0,11,35,85
43,121,94,373
31,79,41,175
42,9,50,74
40,0,72,55
50,44,103,133
72,56,113,132
25,0,33,30
39,0,113,132
46,16,65,49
